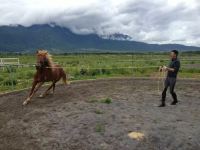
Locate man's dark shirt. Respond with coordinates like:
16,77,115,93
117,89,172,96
167,58,180,78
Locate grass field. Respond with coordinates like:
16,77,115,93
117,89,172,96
0,52,200,93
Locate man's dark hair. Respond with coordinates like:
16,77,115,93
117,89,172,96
171,50,179,56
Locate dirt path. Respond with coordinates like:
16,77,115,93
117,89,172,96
0,78,200,150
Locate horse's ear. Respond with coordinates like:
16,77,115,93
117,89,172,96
43,50,49,57
36,49,43,56
44,51,48,55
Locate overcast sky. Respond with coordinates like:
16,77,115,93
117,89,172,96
0,0,200,46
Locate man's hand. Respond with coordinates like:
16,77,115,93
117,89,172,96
159,66,163,72
162,65,175,72
159,66,167,72
163,66,167,71
167,67,175,72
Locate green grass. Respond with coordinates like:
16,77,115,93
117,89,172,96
100,98,112,104
0,52,200,93
87,99,98,103
94,110,104,114
94,123,105,133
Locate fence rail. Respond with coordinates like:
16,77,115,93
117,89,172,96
0,58,20,67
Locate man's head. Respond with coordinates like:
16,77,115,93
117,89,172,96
170,50,179,59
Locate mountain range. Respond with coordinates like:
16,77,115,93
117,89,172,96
0,24,200,53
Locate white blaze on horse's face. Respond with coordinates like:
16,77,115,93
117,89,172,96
36,50,48,65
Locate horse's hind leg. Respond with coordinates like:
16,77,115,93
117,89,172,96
52,82,56,94
40,82,55,97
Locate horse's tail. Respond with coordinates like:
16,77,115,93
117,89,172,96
62,70,70,85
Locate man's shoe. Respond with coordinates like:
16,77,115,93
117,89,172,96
158,103,166,107
171,101,178,105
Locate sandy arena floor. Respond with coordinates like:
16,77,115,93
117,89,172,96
0,78,200,150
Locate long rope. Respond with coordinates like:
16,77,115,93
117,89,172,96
157,67,166,94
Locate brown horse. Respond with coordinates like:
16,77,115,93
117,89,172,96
23,50,69,105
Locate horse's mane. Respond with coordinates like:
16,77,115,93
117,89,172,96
37,50,54,67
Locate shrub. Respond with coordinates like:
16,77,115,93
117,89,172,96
3,79,18,86
101,69,111,75
80,68,88,76
6,66,16,73
89,69,101,76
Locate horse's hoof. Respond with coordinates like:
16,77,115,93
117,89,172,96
23,98,31,106
39,94,44,98
23,101,28,106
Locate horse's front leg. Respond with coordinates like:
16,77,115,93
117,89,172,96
23,81,44,105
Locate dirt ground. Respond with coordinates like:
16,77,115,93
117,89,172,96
0,78,200,150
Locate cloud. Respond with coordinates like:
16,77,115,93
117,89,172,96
0,0,200,46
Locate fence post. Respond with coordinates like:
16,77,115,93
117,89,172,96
132,53,134,77
7,65,14,90
98,60,102,76
17,58,20,68
2,59,4,71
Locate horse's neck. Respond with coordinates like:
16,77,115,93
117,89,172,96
49,63,55,68
47,58,54,67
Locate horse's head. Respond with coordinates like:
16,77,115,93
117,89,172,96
36,50,52,70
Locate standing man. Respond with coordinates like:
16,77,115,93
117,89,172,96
159,50,181,107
